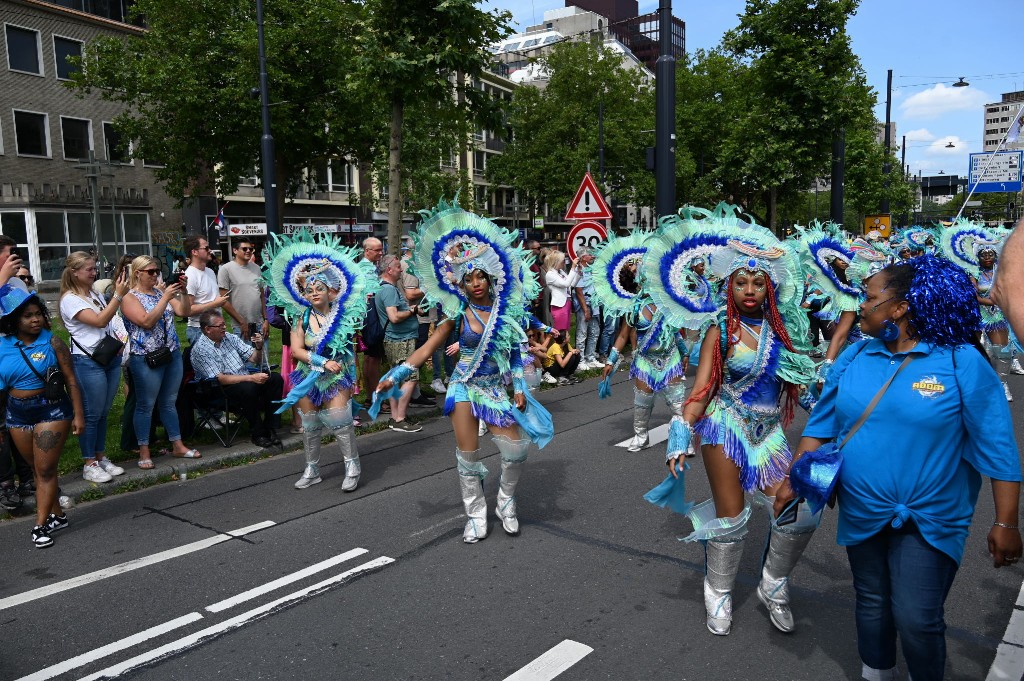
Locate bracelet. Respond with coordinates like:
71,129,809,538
113,294,123,302
607,348,620,365
994,522,1019,530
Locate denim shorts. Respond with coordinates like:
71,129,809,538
6,394,74,430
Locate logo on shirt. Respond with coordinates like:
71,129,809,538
911,375,945,399
30,352,45,362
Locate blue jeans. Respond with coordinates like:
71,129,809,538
72,354,122,459
575,303,601,362
598,314,619,358
846,524,958,681
185,326,202,344
128,351,184,446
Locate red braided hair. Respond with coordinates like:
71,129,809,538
685,274,801,426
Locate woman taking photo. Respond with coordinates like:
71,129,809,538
778,256,1022,681
121,255,198,468
263,230,378,492
543,250,581,338
0,288,84,548
60,251,129,483
376,199,552,544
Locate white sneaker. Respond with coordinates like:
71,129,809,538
557,377,569,385
83,463,113,483
430,379,448,393
98,457,125,476
542,372,557,385
1012,359,1024,375
588,359,603,370
1005,382,1014,402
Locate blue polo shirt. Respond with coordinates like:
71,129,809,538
803,338,1022,564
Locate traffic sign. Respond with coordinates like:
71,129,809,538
968,151,1023,193
565,172,613,220
566,221,608,260
862,214,891,238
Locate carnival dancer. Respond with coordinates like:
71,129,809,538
643,205,817,636
939,220,1015,400
264,229,379,491
594,231,689,452
374,199,552,544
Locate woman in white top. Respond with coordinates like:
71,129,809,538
59,252,130,483
543,250,582,336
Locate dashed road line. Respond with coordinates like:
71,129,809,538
503,639,593,681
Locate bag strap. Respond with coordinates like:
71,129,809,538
838,353,915,449
17,344,47,383
70,334,97,361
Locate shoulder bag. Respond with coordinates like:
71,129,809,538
18,344,67,401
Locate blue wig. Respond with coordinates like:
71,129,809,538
883,255,980,347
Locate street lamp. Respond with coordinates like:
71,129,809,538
952,77,970,88
945,141,955,148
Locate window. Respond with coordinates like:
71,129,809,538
0,212,28,244
522,38,540,48
310,159,352,192
239,168,260,186
543,36,559,45
53,36,83,80
103,122,129,163
13,110,49,156
5,25,41,75
60,116,91,160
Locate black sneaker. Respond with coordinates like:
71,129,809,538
45,513,68,532
18,479,35,497
0,482,21,511
251,435,277,449
410,394,436,408
389,419,423,433
31,525,53,549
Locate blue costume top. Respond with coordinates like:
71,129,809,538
289,306,355,405
628,301,686,392
977,267,1008,333
444,306,524,428
694,318,791,491
0,330,58,391
803,338,1022,564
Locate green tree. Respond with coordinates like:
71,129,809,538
353,0,511,252
71,0,367,221
720,0,875,230
488,40,655,225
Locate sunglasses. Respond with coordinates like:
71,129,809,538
140,268,161,276
18,275,33,283
238,247,255,253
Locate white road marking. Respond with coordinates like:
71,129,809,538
615,423,669,448
987,578,1024,680
205,547,368,613
503,640,593,681
77,556,396,681
0,521,275,612
408,514,466,538
15,613,204,681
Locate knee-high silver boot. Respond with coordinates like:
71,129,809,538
705,537,746,636
457,449,488,544
628,388,656,452
321,404,359,492
758,524,815,633
662,382,694,457
493,435,530,536
294,410,324,489
990,343,1013,401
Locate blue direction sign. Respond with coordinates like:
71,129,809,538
968,150,1023,193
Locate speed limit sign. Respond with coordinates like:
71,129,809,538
566,221,608,260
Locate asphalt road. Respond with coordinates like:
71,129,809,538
3,368,1024,681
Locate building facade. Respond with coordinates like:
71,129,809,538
983,91,1024,152
1,0,180,281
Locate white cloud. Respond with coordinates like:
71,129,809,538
904,128,936,143
899,83,989,120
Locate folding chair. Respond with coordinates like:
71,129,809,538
181,347,243,447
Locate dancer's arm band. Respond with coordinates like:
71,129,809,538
607,348,620,365
309,353,328,370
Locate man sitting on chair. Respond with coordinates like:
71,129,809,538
191,310,284,448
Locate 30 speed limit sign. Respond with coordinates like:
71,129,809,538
566,221,608,260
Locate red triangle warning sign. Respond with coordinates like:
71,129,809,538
565,172,613,220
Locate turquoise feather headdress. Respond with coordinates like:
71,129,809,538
262,228,379,357
791,222,861,317
589,229,651,318
938,219,1003,278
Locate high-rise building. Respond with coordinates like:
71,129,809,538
983,91,1024,152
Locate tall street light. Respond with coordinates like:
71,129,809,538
654,0,676,220
255,0,280,233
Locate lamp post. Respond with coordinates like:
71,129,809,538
255,0,279,233
881,69,892,215
654,0,675,220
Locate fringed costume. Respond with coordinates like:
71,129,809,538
263,229,379,491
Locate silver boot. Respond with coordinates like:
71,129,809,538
493,436,530,536
457,449,488,543
758,525,815,633
628,388,656,452
704,537,745,635
321,405,360,493
989,343,1013,401
294,411,323,489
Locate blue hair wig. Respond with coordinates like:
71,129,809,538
884,255,980,347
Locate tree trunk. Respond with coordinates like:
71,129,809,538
387,95,404,254
767,185,778,234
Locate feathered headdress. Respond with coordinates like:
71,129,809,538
589,228,652,318
262,228,379,357
791,222,861,320
938,219,1003,278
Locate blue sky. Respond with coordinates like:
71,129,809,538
484,0,1024,180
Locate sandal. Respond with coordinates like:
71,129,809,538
173,449,202,459
137,459,155,470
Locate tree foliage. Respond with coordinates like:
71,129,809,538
488,40,655,223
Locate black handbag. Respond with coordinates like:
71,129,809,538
145,346,173,368
18,345,67,401
71,334,124,367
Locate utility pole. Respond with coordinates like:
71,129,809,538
830,128,845,225
74,150,114,262
255,0,279,233
654,0,676,220
881,69,892,215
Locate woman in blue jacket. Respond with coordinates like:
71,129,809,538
777,255,1022,681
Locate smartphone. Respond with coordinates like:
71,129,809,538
248,322,261,337
775,498,802,527
168,270,186,286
